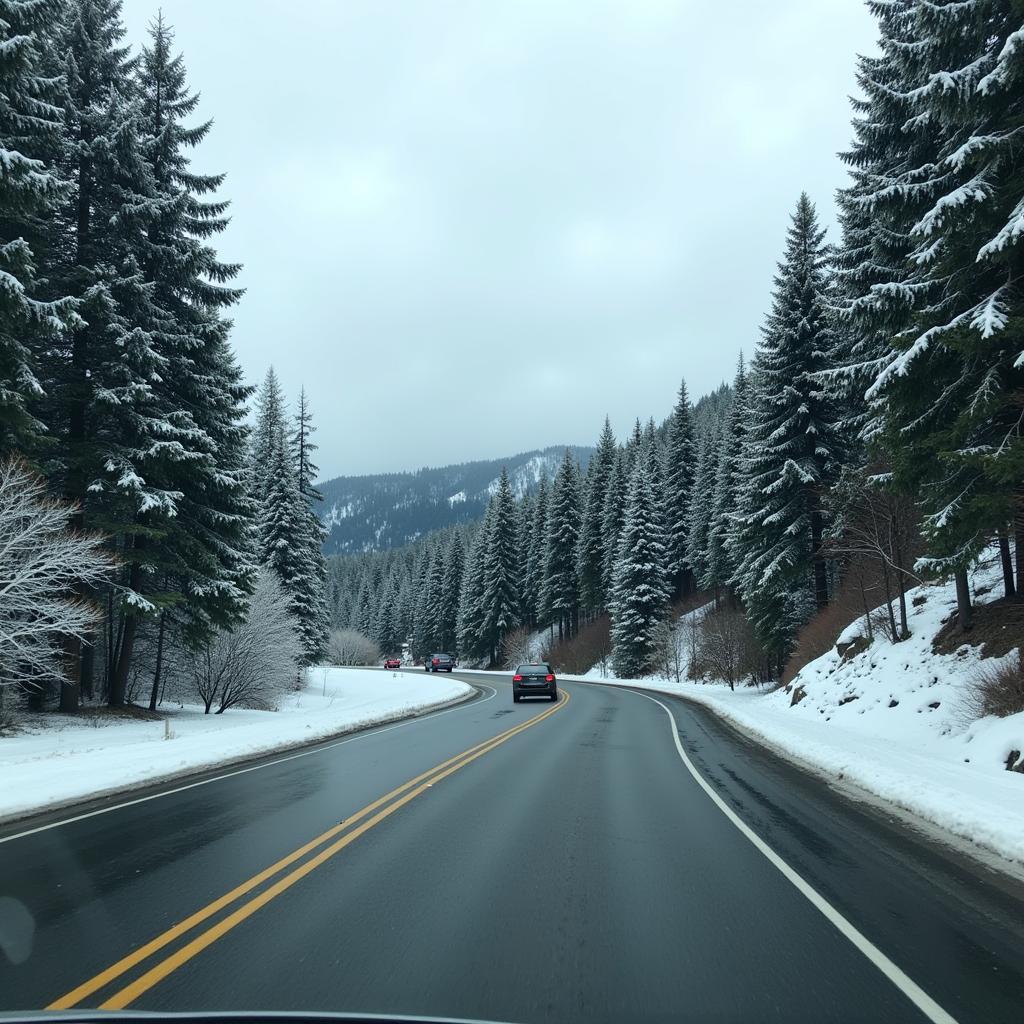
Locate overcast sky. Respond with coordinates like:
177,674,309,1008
121,0,879,479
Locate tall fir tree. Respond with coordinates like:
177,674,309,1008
600,447,627,597
662,379,696,596
479,468,520,663
706,356,748,595
854,1,1024,621
576,416,616,616
733,194,839,660
610,439,670,677
539,448,581,639
523,471,549,626
0,0,71,454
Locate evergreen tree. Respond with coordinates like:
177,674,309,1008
291,386,322,502
576,417,616,615
523,471,549,625
539,449,581,639
437,532,464,653
854,1,1024,619
686,426,720,590
458,513,491,660
601,447,627,597
257,428,324,663
0,0,70,453
251,367,286,501
662,380,696,596
479,468,520,663
706,356,748,595
733,194,839,660
610,444,670,677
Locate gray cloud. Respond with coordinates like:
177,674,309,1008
121,0,879,476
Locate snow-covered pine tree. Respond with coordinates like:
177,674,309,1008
856,1,1024,622
732,194,839,661
411,540,437,658
539,449,581,639
121,14,256,694
610,439,670,678
479,468,520,664
576,416,616,616
601,446,627,597
285,386,328,661
458,511,491,660
39,0,181,707
523,470,549,626
705,355,748,596
662,380,696,597
0,0,71,454
437,531,464,653
686,425,720,591
258,427,328,664
251,367,286,502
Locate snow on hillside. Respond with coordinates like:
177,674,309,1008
0,668,471,824
572,567,1024,866
485,453,561,499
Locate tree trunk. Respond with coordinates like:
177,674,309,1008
859,575,874,642
81,642,94,701
999,528,1016,598
1015,522,1024,598
110,554,144,707
881,561,898,643
148,611,167,712
810,506,828,610
955,568,972,632
59,634,82,712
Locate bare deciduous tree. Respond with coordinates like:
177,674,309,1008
0,460,114,694
327,628,380,666
187,573,304,713
828,468,921,644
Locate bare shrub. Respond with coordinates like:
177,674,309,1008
186,573,304,713
694,606,769,688
328,628,380,666
545,615,611,675
967,653,1024,719
500,627,536,669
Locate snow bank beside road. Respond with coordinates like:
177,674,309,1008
0,668,471,825
566,570,1024,866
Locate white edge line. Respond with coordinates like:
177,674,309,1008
0,679,497,845
634,689,959,1024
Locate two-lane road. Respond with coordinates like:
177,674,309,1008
2,672,1022,1023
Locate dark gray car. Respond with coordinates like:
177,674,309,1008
512,663,558,702
425,653,455,672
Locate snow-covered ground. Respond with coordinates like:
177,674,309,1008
0,668,471,825
563,569,1024,866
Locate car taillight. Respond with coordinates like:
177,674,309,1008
546,674,555,682
513,674,523,682
432,658,438,664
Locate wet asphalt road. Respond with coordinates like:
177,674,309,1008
1,671,1023,1024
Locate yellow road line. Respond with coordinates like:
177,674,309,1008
49,690,569,1010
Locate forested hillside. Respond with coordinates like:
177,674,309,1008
317,447,594,555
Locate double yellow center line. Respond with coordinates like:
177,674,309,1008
48,689,570,1010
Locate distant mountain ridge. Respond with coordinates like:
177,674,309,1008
317,445,594,555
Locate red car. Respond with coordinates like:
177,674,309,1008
384,657,402,669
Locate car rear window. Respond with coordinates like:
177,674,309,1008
517,664,551,674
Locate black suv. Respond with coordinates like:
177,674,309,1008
512,663,558,702
425,653,456,672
